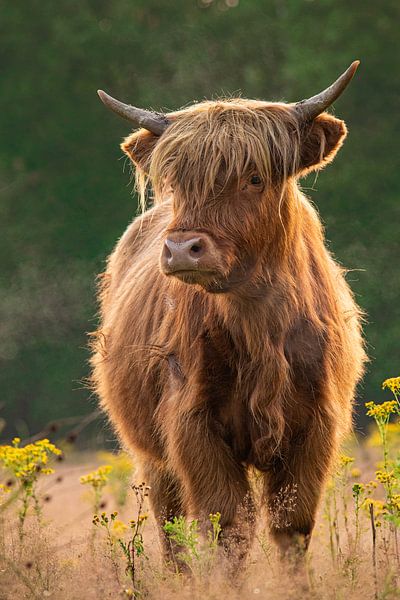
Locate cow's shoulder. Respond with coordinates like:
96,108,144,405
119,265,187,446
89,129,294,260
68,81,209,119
107,202,171,280
113,201,172,263
97,202,171,313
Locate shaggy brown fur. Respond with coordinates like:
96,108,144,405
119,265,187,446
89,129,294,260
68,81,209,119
91,98,366,564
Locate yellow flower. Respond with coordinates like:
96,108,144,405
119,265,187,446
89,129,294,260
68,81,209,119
365,401,398,420
361,498,386,518
350,467,361,479
382,377,400,395
365,480,378,492
80,465,112,488
391,494,400,511
375,469,395,485
339,455,355,467
111,519,128,537
97,451,134,477
138,513,149,523
0,438,61,483
96,451,134,507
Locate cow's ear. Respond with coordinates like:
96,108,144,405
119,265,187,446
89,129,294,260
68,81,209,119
297,113,347,176
121,129,159,174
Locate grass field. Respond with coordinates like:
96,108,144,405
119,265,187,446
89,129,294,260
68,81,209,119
1,378,399,599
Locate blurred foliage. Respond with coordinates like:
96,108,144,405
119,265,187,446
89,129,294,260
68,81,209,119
0,0,399,437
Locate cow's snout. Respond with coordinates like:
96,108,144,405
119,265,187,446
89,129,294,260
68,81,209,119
163,236,205,271
160,231,222,280
161,232,207,273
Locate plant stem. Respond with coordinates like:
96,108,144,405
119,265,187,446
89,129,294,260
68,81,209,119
369,503,378,600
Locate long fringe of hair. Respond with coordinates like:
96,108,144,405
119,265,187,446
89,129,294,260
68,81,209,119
133,99,302,209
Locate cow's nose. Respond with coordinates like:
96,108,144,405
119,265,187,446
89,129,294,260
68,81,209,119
162,236,205,272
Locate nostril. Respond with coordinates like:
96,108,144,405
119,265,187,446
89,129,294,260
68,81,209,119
189,239,205,258
163,241,172,260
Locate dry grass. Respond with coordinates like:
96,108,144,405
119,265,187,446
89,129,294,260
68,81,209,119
0,440,399,600
1,380,400,598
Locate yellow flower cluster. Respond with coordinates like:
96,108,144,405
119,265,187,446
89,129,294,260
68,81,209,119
361,498,386,518
129,513,149,528
80,465,112,488
353,480,378,496
382,377,400,395
0,437,61,481
92,510,118,526
365,400,398,420
97,451,134,478
96,451,134,506
375,469,396,485
92,510,148,539
350,467,361,479
361,493,400,526
391,494,400,511
339,455,355,467
112,519,128,537
365,480,378,492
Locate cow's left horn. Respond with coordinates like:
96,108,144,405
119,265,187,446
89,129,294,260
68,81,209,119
295,61,360,122
97,90,170,135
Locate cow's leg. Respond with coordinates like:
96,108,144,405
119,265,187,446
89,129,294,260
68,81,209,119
165,408,255,566
142,461,186,568
264,412,337,558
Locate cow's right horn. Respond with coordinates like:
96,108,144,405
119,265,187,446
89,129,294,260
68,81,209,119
97,90,170,136
295,61,360,122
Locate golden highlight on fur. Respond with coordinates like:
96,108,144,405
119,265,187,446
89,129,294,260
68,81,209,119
91,96,366,566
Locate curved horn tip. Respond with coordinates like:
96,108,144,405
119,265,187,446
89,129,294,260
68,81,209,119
97,89,110,104
348,60,360,76
96,89,169,135
295,60,361,121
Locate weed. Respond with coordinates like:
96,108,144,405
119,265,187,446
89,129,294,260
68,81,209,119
0,437,61,537
80,464,112,513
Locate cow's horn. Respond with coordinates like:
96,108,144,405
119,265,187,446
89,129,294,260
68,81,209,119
97,90,170,135
295,61,360,121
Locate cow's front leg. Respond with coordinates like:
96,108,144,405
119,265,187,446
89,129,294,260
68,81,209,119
165,407,255,565
141,460,188,570
264,410,337,558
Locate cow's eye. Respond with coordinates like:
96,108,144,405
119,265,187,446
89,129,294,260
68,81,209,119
250,174,262,186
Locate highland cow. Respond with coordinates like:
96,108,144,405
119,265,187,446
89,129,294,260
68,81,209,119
91,62,366,564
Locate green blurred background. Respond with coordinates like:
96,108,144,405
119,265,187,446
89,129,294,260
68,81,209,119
0,0,399,440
